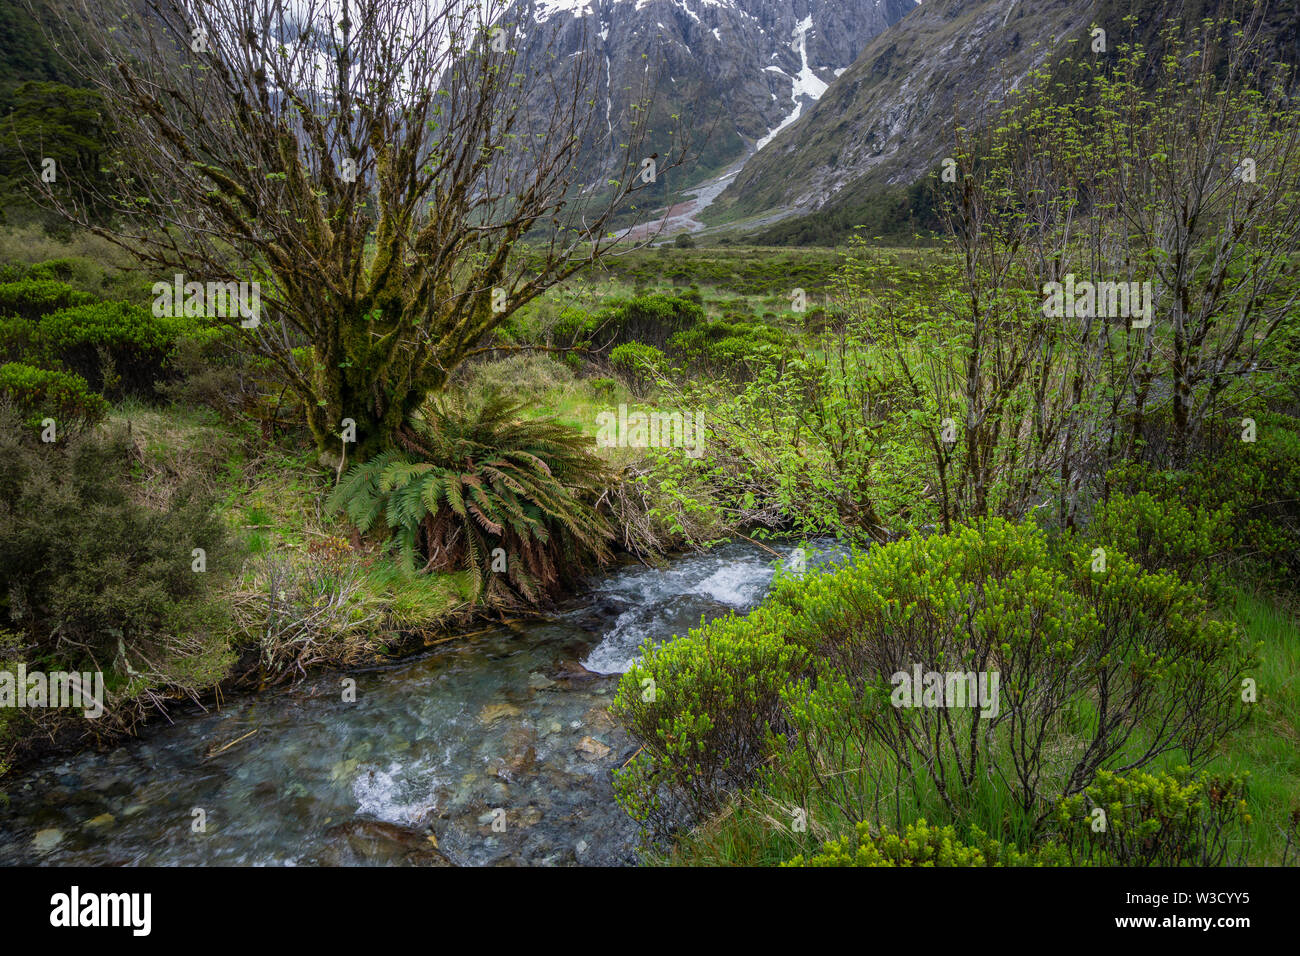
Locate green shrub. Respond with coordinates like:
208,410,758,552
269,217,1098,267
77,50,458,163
614,519,1254,846
587,376,618,398
1090,490,1232,596
329,389,615,604
0,361,107,433
668,317,790,380
553,293,704,355
785,819,1045,867
612,599,811,842
1107,412,1300,587
609,342,665,397
0,405,234,739
28,300,190,398
1055,768,1253,866
0,278,95,321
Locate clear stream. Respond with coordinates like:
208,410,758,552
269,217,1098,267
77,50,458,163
0,539,838,866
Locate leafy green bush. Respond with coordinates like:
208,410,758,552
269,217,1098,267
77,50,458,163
614,519,1254,846
784,767,1249,867
0,361,107,433
553,293,704,356
0,278,95,321
27,300,190,398
1090,490,1232,595
329,389,615,604
587,376,618,398
1055,768,1252,866
668,317,790,380
609,342,665,397
785,819,1044,867
1107,412,1300,587
0,406,233,734
612,599,811,841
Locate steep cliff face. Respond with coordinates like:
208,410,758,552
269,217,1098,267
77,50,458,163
709,0,1101,223
507,0,915,181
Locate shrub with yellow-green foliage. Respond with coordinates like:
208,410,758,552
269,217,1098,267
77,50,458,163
1105,412,1300,588
23,300,191,398
1090,490,1232,593
0,278,95,321
612,600,811,841
0,361,107,433
783,769,1251,867
1055,768,1253,867
608,342,665,397
614,519,1255,848
784,819,1044,867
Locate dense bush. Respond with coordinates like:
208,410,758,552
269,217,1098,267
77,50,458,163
0,361,107,433
784,768,1251,867
1055,768,1252,867
553,293,704,356
785,819,1042,867
0,277,94,321
329,389,616,604
24,300,190,398
1106,412,1300,587
614,520,1254,846
1090,490,1232,595
668,317,791,380
612,599,811,840
609,342,665,397
0,406,233,721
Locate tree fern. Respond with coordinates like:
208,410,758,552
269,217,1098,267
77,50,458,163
328,387,615,604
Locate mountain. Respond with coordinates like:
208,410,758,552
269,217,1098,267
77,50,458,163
709,0,1300,243
707,0,1098,232
507,0,916,184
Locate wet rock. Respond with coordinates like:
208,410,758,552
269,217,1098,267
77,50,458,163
582,706,616,732
329,758,359,782
551,660,600,685
490,743,538,782
477,702,521,725
32,828,63,852
527,672,556,691
323,820,453,867
518,806,544,828
575,736,611,761
85,813,115,829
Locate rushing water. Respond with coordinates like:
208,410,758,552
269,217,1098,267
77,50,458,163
0,538,839,866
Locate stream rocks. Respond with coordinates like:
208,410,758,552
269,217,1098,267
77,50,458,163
575,736,612,761
477,702,522,725
321,820,453,867
32,828,63,852
1,540,814,867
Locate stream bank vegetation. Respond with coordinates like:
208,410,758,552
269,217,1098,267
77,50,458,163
0,0,1295,869
607,12,1300,866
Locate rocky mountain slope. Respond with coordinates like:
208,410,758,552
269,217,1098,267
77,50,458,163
708,0,1099,226
709,0,1300,241
507,0,916,183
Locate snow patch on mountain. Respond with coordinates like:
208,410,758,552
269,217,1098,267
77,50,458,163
756,15,827,151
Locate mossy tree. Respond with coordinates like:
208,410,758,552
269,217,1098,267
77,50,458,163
38,0,681,465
